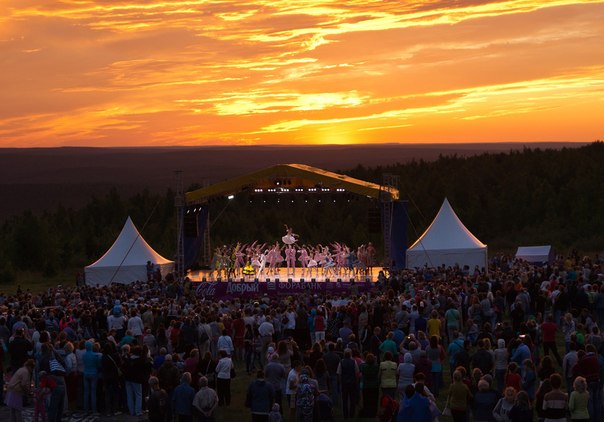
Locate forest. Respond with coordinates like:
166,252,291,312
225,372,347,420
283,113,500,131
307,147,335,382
1,141,602,282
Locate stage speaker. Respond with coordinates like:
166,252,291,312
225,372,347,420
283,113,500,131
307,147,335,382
266,278,270,282
300,278,305,282
337,278,342,282
184,213,199,237
240,278,244,283
254,278,259,283
325,278,330,283
350,278,355,283
311,278,316,283
202,277,207,282
288,278,292,282
368,207,381,233
275,278,280,283
217,277,222,282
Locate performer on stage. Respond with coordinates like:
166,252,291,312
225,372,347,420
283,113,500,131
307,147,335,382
242,261,255,278
234,243,246,277
366,242,376,274
285,244,297,277
281,224,298,245
298,246,310,278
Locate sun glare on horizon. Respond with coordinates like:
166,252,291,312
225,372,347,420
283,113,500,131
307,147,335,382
1,1,603,147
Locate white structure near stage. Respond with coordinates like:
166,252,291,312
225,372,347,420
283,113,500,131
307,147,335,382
406,198,488,271
515,245,554,264
85,216,174,286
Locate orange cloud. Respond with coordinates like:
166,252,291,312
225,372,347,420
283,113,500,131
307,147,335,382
0,0,603,146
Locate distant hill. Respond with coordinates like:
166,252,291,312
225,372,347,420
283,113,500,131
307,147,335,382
0,143,584,219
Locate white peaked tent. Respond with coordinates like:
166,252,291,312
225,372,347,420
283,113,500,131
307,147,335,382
515,245,553,264
85,217,174,286
406,198,488,270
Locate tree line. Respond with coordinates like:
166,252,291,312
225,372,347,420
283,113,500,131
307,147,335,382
0,142,602,281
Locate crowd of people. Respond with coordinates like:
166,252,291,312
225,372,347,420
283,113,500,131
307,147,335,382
0,252,603,422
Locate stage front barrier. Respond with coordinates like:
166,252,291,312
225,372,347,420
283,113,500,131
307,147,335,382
195,279,378,299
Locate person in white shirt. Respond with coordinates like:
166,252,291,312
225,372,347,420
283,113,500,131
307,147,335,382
127,310,145,342
107,308,127,341
215,350,234,406
216,330,235,357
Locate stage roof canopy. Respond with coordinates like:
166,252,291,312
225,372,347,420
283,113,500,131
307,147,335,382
186,163,399,204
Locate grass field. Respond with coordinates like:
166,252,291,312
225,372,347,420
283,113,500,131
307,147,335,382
0,269,78,295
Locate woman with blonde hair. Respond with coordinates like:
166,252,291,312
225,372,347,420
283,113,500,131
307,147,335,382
493,387,516,422
568,376,590,422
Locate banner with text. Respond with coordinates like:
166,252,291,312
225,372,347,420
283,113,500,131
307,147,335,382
195,280,377,299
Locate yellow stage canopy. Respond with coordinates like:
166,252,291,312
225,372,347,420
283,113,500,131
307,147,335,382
185,163,399,204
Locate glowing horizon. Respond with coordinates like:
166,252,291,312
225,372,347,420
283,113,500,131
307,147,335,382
1,0,603,147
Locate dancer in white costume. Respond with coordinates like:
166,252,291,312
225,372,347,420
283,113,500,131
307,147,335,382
282,224,298,245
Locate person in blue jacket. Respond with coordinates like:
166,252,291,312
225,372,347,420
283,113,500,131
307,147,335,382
245,369,275,421
172,372,197,422
397,384,432,422
82,340,102,415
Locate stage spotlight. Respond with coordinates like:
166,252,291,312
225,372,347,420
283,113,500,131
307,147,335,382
227,194,234,200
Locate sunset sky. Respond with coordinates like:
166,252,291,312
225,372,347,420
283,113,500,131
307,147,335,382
1,0,603,147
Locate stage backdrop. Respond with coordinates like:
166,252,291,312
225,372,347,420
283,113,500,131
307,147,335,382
195,280,378,299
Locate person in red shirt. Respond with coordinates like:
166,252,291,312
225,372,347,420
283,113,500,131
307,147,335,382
232,312,246,362
505,362,522,392
540,314,562,366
